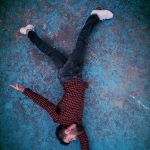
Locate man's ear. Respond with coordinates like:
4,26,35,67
68,124,76,130
64,129,70,135
65,124,76,134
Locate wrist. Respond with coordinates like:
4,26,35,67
20,87,25,92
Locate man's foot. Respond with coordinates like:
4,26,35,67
91,9,113,20
20,24,34,35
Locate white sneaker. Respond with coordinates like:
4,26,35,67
20,24,34,35
91,10,113,20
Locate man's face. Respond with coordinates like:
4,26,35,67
63,133,77,143
63,124,78,143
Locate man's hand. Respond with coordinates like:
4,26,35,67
10,83,25,92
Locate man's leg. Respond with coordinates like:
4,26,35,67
28,31,68,69
58,9,113,82
20,25,68,70
58,14,100,82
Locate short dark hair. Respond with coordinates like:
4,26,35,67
55,125,70,145
55,124,84,145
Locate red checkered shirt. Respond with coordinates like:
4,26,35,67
23,77,89,150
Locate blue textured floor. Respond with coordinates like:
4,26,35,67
0,0,150,150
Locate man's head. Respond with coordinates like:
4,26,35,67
55,124,84,145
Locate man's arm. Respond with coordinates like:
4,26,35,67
78,130,89,150
23,88,59,122
10,83,59,122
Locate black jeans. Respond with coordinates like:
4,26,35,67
28,14,100,83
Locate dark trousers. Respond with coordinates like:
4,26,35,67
28,14,100,83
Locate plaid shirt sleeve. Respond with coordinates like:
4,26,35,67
23,88,59,122
78,130,89,150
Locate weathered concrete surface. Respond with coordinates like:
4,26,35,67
0,0,150,150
